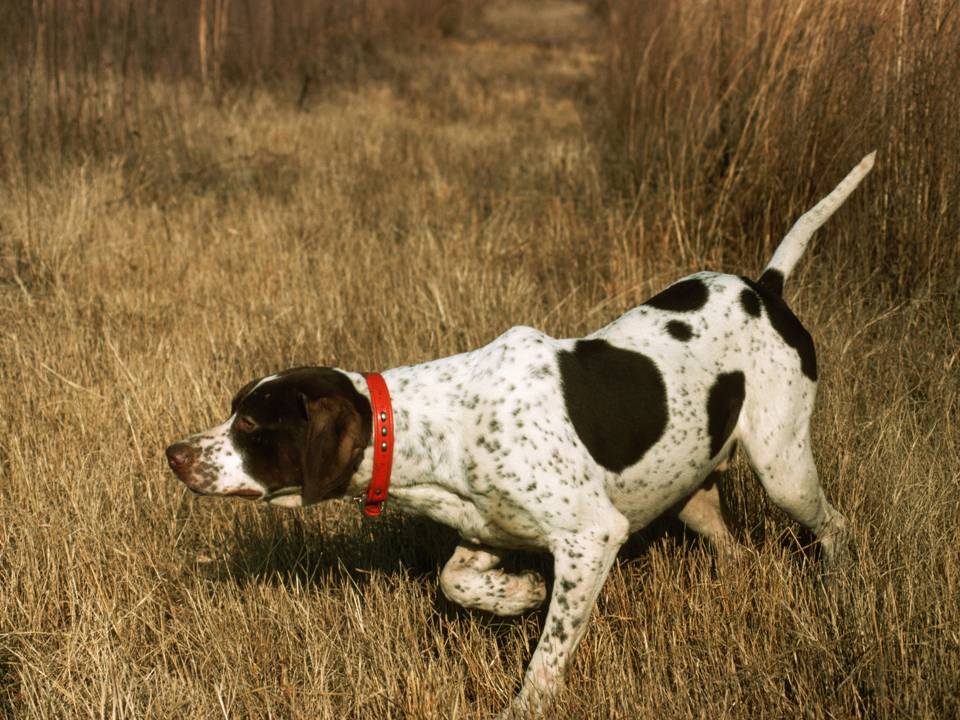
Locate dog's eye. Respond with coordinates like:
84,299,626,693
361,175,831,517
234,415,258,433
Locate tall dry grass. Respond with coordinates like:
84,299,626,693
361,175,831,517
1,0,958,718
602,0,960,293
0,0,467,179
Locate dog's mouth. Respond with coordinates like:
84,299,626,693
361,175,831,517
224,488,264,499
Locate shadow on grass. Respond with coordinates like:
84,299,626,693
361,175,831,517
216,503,768,591
218,510,459,590
216,479,820,603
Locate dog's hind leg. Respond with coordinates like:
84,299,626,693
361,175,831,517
741,426,849,566
439,542,546,616
675,474,741,558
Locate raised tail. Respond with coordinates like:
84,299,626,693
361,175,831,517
758,151,876,296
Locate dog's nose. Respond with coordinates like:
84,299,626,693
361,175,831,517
165,443,198,472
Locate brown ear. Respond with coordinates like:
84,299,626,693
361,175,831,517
301,395,366,506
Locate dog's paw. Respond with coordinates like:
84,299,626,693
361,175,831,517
490,570,547,616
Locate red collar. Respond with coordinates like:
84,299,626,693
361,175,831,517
362,373,394,518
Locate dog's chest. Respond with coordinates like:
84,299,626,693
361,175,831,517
389,483,544,548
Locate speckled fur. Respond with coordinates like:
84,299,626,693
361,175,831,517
167,155,875,716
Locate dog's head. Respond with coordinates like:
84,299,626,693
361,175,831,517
165,367,372,507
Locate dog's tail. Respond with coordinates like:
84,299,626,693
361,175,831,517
758,151,876,296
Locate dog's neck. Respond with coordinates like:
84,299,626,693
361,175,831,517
343,366,461,507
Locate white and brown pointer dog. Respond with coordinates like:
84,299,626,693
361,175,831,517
166,153,875,715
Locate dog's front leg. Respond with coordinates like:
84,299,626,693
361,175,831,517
440,541,546,616
505,511,629,717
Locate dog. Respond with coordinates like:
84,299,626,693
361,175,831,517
166,153,874,715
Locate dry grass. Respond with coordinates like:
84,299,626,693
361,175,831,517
1,0,958,717
600,0,960,292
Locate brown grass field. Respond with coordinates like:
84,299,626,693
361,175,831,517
2,0,959,717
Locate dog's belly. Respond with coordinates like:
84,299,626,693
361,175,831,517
608,454,721,532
